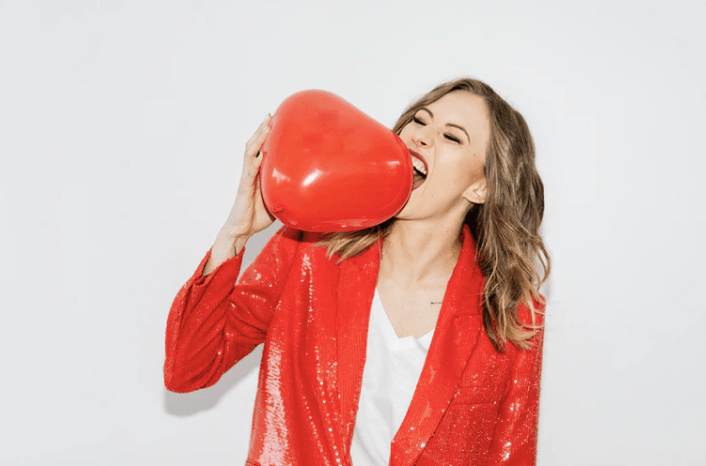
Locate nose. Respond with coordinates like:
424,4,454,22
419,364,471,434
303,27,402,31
412,128,432,148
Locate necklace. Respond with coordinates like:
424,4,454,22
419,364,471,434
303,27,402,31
377,229,444,307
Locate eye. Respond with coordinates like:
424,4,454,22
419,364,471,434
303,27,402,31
412,115,461,144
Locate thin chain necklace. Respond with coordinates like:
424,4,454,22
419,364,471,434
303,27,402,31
376,228,443,307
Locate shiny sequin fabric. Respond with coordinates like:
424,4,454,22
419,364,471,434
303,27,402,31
164,225,545,466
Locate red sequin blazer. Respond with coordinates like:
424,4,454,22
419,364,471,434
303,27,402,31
164,225,545,466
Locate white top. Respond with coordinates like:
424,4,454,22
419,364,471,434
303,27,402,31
349,288,435,466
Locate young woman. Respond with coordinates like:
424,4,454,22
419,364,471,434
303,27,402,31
164,77,550,466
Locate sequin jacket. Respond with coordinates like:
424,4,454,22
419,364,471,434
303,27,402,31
164,225,545,466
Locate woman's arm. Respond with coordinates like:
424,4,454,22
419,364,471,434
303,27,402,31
203,113,276,276
486,302,546,465
164,114,282,392
163,225,301,393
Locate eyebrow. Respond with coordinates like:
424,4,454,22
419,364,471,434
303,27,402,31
419,107,470,143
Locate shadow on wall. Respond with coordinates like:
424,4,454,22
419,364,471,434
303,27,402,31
162,222,282,416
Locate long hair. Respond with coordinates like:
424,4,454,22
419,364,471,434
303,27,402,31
319,77,550,352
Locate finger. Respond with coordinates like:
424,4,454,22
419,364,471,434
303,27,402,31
245,114,272,150
248,127,271,160
249,114,270,140
242,146,266,181
246,134,269,163
245,127,271,159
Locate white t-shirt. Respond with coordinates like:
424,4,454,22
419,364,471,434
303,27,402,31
349,288,435,466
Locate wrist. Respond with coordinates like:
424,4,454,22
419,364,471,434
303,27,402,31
232,235,248,256
219,223,250,241
217,228,250,255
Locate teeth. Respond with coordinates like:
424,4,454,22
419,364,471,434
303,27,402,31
411,155,427,176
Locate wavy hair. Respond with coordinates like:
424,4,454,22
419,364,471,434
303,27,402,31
319,77,550,351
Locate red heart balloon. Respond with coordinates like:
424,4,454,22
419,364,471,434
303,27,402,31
259,90,413,232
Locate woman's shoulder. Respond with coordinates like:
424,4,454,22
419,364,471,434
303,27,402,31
299,229,328,245
516,294,546,332
268,226,330,250
274,227,340,263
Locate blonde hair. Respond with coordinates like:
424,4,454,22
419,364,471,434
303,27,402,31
320,77,550,352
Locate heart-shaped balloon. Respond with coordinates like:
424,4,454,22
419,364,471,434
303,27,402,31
259,90,413,232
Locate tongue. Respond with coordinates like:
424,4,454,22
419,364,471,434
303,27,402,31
412,171,426,189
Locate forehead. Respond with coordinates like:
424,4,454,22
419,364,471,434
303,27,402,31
424,91,490,142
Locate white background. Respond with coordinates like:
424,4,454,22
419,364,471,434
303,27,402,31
2,0,705,464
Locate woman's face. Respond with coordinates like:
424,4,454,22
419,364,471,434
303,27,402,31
396,90,491,222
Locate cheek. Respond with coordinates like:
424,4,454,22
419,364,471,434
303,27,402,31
465,157,485,183
397,125,412,141
437,152,484,190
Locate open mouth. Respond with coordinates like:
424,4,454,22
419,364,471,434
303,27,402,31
409,149,428,190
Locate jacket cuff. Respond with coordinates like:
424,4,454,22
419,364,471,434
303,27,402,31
190,247,246,288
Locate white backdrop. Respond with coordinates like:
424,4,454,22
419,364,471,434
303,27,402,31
2,0,705,464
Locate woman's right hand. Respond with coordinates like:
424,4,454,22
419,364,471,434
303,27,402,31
203,115,274,276
220,114,275,241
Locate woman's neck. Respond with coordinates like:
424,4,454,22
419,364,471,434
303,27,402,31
380,219,464,289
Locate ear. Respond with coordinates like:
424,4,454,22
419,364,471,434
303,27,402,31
462,177,487,204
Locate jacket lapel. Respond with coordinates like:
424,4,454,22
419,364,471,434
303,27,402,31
336,240,382,455
389,225,486,466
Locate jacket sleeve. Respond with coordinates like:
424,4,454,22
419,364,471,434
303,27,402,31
486,301,546,466
163,226,302,393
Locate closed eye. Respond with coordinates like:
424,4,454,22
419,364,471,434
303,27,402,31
413,117,461,144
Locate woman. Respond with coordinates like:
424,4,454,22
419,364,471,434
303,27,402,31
164,77,550,466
